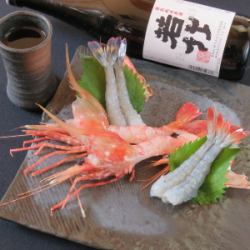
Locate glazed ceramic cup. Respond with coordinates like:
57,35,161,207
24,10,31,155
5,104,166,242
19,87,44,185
0,10,58,110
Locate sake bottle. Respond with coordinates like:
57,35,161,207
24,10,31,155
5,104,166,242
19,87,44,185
7,0,250,80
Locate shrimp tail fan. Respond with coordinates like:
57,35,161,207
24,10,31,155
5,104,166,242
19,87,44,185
176,102,202,124
88,37,121,67
226,171,250,189
230,128,249,144
116,38,127,66
167,102,202,129
207,107,249,144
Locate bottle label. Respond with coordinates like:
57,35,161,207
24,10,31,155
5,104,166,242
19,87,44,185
143,0,235,77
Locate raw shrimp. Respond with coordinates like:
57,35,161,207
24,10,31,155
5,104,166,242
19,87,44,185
150,138,213,198
88,37,127,126
114,38,144,125
150,108,215,197
151,108,249,205
19,101,203,178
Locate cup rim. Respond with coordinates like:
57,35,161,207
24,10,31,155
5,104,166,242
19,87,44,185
0,10,52,53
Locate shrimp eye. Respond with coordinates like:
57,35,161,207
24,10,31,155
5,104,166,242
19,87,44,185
171,132,179,138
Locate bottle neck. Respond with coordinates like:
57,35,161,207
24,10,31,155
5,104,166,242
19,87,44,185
7,0,105,33
232,15,250,42
7,0,153,29
234,15,250,29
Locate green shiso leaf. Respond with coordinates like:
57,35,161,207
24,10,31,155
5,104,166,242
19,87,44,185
78,56,106,107
169,137,207,171
193,147,240,204
123,64,145,112
78,57,146,112
169,137,240,205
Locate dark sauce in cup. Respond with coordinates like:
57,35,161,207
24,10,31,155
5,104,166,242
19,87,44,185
2,26,46,49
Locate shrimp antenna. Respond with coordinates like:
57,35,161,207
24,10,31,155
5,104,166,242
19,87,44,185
0,134,30,139
9,125,26,131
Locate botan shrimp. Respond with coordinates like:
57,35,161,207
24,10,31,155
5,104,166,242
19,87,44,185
35,108,185,212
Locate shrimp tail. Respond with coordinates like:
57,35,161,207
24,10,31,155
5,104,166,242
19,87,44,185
207,107,248,145
167,102,202,129
226,170,250,189
230,128,249,144
88,37,121,67
116,37,127,66
87,41,107,67
176,102,202,124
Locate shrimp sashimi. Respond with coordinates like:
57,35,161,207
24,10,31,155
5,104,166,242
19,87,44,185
88,37,127,126
150,138,213,199
88,37,149,127
114,38,144,125
151,108,249,205
150,108,215,197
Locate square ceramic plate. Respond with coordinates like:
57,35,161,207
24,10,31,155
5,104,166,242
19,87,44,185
0,46,250,250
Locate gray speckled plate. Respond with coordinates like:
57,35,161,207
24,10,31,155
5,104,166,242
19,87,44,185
0,46,250,250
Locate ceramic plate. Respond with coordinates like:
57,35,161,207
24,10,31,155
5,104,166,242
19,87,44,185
1,46,250,250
